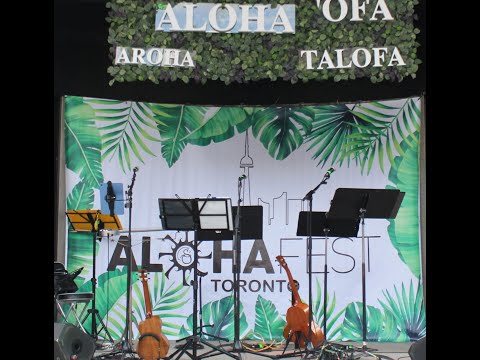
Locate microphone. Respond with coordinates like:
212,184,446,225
325,167,335,177
133,166,139,172
105,181,116,216
239,174,247,181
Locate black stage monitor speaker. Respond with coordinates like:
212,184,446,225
54,322,96,360
408,336,426,360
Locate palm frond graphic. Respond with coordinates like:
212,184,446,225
251,295,286,341
84,98,164,173
378,279,426,341
311,278,346,340
305,98,421,174
64,96,104,187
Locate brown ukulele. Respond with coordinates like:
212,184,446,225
136,270,170,360
276,256,325,348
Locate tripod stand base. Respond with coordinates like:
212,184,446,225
232,339,243,352
175,342,204,350
361,343,377,352
83,308,115,343
168,336,240,360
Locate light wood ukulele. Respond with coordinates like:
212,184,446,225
276,256,325,348
136,270,170,360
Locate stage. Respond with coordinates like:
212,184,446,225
92,339,414,360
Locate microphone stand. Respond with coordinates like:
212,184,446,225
302,170,332,353
120,167,138,357
232,176,244,352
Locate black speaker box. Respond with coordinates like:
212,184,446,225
408,336,426,360
53,323,96,360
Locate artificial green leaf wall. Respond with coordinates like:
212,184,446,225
106,0,421,85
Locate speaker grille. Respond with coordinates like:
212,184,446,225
53,323,95,360
408,336,426,360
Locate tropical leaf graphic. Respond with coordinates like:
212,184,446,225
378,308,409,342
305,98,421,174
131,272,190,337
311,278,346,340
185,107,250,146
386,132,420,277
340,301,410,342
305,104,360,168
251,107,314,160
340,98,421,175
66,180,95,210
84,98,163,173
64,96,104,187
251,295,285,341
341,302,384,341
151,104,208,167
65,231,96,283
378,280,425,341
75,267,131,339
179,295,248,341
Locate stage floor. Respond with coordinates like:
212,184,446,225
93,339,413,360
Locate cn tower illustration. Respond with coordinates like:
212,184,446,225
239,129,254,205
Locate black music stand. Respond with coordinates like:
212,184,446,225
65,210,122,343
297,211,359,340
327,188,404,354
198,205,263,354
158,197,240,360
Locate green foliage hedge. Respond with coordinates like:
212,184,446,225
106,0,421,85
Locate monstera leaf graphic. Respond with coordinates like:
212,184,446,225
179,295,248,341
387,132,420,277
251,295,285,341
84,97,163,173
378,280,425,341
64,96,104,187
131,272,190,337
151,104,208,167
341,302,384,341
311,278,345,340
66,180,95,211
378,308,409,342
185,107,250,146
251,106,314,160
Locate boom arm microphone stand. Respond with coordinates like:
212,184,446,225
301,167,334,354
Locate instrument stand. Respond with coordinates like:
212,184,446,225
159,197,239,360
66,210,122,344
328,188,404,356
277,280,302,356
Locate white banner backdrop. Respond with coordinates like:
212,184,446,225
63,96,425,343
